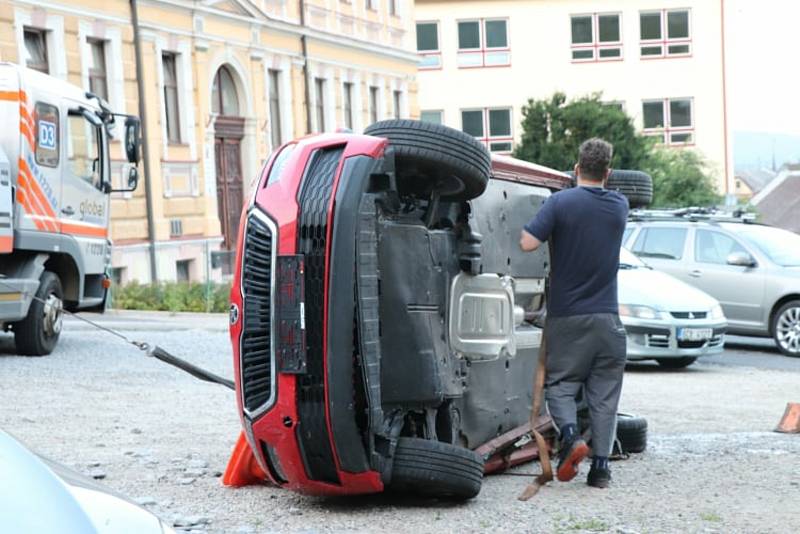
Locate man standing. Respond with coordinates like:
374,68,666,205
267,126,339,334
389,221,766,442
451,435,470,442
519,138,628,488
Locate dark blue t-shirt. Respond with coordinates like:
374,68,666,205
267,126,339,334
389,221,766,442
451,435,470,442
524,186,629,317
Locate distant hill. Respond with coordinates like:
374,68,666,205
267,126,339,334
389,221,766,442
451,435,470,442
734,131,800,171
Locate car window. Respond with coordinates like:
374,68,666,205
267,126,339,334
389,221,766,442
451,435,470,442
67,113,101,188
632,227,687,260
622,227,633,245
695,230,748,264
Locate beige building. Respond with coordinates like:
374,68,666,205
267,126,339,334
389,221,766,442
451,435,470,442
415,0,733,194
0,0,418,283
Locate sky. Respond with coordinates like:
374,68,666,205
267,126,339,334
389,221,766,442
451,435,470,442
727,0,800,136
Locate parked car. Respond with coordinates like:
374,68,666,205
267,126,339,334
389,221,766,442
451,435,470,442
618,247,727,368
624,209,800,357
0,429,173,533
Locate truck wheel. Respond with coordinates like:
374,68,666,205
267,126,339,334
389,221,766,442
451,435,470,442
14,271,63,356
615,413,648,454
389,437,484,500
656,357,697,368
364,120,491,201
606,170,653,208
772,300,800,357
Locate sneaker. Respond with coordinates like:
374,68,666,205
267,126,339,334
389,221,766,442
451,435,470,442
587,466,612,488
556,438,590,482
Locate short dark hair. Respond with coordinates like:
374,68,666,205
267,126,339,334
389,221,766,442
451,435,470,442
578,138,613,181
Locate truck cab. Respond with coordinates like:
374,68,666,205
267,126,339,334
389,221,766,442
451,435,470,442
0,63,140,355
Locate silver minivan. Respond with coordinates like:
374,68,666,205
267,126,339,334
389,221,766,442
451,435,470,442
624,211,800,357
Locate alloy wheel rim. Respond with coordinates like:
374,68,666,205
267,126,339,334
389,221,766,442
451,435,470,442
42,293,63,337
776,306,800,354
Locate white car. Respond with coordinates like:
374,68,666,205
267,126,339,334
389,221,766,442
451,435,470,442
619,248,727,368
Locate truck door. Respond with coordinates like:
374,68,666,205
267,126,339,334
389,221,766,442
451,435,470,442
61,105,109,275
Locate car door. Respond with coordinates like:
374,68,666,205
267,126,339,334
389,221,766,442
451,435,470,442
630,225,691,282
61,103,110,276
688,228,766,329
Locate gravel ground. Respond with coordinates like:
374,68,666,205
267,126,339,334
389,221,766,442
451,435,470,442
1,311,798,534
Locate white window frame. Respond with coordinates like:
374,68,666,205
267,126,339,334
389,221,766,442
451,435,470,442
639,9,692,59
155,38,196,160
14,9,67,79
641,97,694,146
264,56,293,150
420,109,444,124
460,107,514,154
79,22,125,139
457,18,511,68
416,20,442,70
570,12,623,63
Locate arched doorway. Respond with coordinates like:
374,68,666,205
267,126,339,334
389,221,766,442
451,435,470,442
212,65,244,266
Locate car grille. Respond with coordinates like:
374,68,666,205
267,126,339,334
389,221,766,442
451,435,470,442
240,212,275,416
295,146,344,484
670,311,708,319
647,334,671,348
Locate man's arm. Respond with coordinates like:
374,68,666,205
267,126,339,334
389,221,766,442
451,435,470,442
520,229,542,251
520,194,557,252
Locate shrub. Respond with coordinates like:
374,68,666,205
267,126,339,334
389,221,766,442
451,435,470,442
111,281,231,313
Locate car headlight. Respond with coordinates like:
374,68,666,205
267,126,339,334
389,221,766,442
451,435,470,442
619,304,660,320
709,304,725,320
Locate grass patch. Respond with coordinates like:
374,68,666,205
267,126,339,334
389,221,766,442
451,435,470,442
700,512,722,523
111,281,231,313
567,518,609,532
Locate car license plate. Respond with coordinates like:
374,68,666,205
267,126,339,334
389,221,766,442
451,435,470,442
677,328,713,341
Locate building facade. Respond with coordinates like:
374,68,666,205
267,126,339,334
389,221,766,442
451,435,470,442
0,0,418,283
414,0,733,194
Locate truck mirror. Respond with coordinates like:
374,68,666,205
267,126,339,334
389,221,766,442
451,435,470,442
124,116,141,164
111,163,139,193
126,165,139,190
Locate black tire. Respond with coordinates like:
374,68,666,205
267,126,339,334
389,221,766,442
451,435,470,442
615,413,648,454
389,437,484,500
607,170,653,208
772,300,800,357
656,357,698,368
364,120,491,201
14,271,63,356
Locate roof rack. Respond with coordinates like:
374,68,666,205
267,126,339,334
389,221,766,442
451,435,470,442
628,207,758,224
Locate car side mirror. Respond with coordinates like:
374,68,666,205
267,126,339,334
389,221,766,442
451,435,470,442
111,163,139,193
124,116,141,164
727,251,756,267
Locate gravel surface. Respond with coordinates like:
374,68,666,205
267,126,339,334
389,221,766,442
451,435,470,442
1,311,798,534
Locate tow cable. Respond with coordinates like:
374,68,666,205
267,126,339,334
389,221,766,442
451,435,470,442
0,276,235,391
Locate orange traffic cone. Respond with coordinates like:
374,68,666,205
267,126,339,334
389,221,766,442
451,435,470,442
775,402,800,434
222,431,268,487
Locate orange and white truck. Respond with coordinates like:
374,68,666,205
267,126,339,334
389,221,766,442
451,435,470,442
0,63,141,355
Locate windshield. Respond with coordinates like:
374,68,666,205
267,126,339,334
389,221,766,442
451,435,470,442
619,247,647,268
738,225,800,267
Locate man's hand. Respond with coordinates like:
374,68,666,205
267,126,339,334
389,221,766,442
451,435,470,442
520,229,542,252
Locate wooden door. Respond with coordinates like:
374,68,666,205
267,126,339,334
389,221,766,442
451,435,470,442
214,135,244,251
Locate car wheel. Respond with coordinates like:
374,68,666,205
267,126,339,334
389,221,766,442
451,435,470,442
615,413,648,454
656,357,697,369
389,437,484,500
772,300,800,357
606,170,653,209
364,120,491,201
13,271,64,356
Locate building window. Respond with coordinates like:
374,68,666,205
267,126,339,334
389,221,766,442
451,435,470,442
461,107,513,153
87,38,108,101
23,28,49,73
314,78,326,132
416,22,441,69
640,9,691,58
389,0,398,16
369,86,379,124
457,19,510,68
176,259,192,282
420,110,443,124
570,13,622,62
343,82,354,129
642,98,694,145
268,69,282,148
393,90,402,119
365,0,375,10
211,65,240,117
162,53,181,143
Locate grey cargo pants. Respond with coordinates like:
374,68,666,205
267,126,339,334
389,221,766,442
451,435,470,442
544,313,627,457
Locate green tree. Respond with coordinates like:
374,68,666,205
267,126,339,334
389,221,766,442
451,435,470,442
513,92,720,208
513,92,650,172
646,148,721,208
